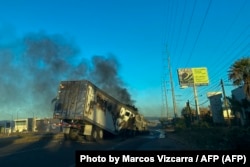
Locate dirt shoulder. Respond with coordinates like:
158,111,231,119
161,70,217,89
165,126,250,150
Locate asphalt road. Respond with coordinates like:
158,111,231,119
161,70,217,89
0,129,189,167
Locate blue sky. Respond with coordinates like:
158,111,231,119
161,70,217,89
0,0,249,119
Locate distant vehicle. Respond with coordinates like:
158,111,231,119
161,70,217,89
53,80,148,141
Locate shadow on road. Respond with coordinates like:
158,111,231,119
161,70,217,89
0,132,64,165
0,132,129,166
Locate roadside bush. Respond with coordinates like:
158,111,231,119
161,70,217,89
174,118,186,131
192,121,210,129
226,126,250,150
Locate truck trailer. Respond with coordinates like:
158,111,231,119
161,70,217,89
53,80,148,141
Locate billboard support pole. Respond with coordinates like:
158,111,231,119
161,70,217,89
193,83,200,121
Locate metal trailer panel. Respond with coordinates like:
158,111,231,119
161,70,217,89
82,83,118,133
55,80,120,134
54,80,148,136
56,80,87,119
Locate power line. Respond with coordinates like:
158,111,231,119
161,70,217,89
160,0,249,112
168,0,180,52
177,0,197,67
207,0,249,62
185,0,213,67
173,0,187,61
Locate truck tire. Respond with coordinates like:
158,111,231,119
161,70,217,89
93,128,104,141
92,129,98,141
69,128,79,140
85,129,97,141
85,135,93,141
98,129,103,140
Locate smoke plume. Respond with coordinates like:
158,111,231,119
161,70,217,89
0,31,134,118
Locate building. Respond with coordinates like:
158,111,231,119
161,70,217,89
14,118,36,132
207,92,233,124
0,120,14,134
0,117,62,133
207,92,224,124
231,86,246,101
231,86,250,125
14,119,26,132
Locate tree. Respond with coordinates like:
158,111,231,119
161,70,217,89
227,96,243,126
181,101,196,127
199,107,213,123
228,57,250,99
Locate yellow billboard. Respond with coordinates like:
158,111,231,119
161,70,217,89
177,67,209,87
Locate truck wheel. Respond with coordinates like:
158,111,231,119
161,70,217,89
92,129,98,140
69,128,79,140
98,129,103,139
85,135,93,141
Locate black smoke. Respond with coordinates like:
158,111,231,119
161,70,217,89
89,55,134,104
0,31,134,118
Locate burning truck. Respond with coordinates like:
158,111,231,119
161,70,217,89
53,80,148,141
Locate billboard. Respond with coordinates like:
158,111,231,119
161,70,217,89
177,67,209,87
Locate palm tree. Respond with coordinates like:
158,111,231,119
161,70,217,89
228,57,250,99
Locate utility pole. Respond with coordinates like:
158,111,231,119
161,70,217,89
193,83,200,121
161,47,169,119
16,111,19,132
166,47,177,118
162,80,169,118
221,79,231,125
